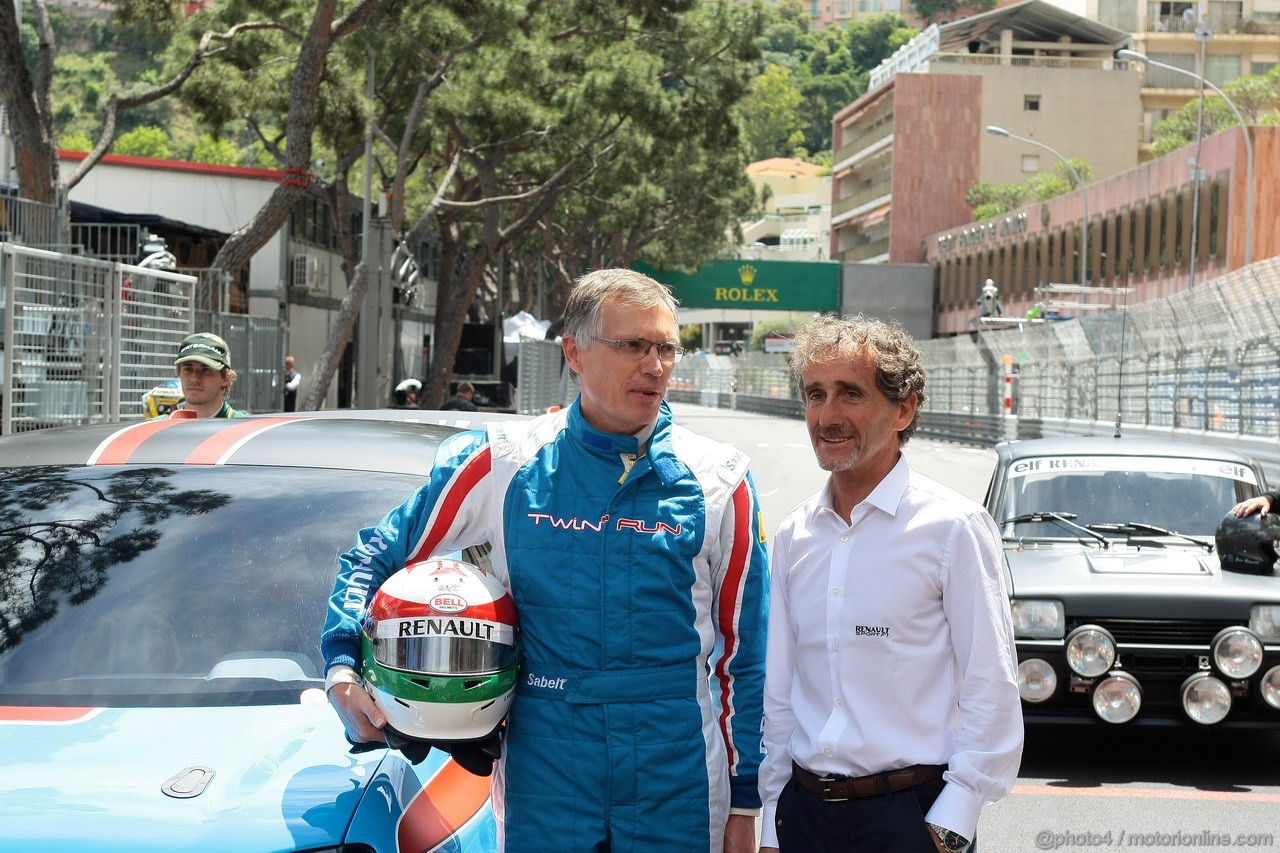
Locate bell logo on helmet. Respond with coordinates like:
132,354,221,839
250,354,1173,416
429,594,468,613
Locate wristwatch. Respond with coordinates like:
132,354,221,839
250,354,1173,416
927,823,971,852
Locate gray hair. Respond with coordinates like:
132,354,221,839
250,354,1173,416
790,314,927,445
561,268,680,345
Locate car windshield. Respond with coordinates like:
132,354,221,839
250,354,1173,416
0,464,424,708
999,455,1260,540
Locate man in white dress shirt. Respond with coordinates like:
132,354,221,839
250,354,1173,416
759,314,1023,853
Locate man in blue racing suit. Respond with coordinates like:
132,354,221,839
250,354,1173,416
322,269,769,853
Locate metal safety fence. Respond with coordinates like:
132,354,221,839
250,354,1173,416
946,256,1280,445
2,242,284,433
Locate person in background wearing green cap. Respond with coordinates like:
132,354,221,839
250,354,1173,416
170,332,249,419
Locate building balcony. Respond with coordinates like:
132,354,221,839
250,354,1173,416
832,177,893,219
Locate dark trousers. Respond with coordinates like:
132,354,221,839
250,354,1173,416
775,775,977,853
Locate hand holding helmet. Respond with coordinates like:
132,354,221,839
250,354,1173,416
355,558,520,774
1216,510,1280,574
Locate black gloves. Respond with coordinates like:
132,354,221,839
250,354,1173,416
345,723,504,777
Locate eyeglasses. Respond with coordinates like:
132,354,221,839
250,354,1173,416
592,336,685,364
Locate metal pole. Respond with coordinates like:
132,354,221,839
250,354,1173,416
985,126,1088,289
1116,49,1253,268
1187,26,1209,289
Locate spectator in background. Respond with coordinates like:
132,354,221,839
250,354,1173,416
283,355,302,412
440,381,479,411
171,333,248,419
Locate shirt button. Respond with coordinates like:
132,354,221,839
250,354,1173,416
831,587,841,597
835,697,843,706
830,642,838,652
840,535,849,542
823,747,833,756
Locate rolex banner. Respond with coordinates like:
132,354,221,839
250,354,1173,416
633,260,840,313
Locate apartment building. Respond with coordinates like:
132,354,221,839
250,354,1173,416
830,1,1136,266
1079,0,1280,154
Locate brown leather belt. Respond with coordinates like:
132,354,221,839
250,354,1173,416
791,761,946,802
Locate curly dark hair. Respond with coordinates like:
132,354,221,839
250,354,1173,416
789,314,927,446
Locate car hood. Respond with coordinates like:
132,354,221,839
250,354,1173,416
1005,543,1280,615
0,701,387,852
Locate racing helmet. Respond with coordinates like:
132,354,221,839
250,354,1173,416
1216,510,1280,574
361,559,519,741
142,379,184,419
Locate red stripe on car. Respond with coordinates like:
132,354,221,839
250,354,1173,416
185,418,302,465
0,706,99,723
87,419,186,465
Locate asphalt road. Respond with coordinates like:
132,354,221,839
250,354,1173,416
668,402,1280,853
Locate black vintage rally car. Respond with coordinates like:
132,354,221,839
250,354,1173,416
984,435,1280,727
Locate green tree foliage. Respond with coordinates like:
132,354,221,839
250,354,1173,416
965,181,1027,218
1028,158,1093,201
59,131,93,152
742,64,806,160
844,13,916,74
965,158,1093,219
113,125,171,158
191,134,240,165
0,0,317,205
175,0,766,407
1149,69,1280,158
776,13,917,157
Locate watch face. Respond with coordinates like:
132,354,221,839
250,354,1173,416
930,824,969,852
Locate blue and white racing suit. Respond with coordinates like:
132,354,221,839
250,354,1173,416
322,400,769,853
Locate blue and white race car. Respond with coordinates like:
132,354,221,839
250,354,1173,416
0,412,506,852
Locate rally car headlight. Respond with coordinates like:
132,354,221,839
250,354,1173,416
1249,605,1280,643
1261,666,1280,710
1211,627,1263,679
1010,600,1064,639
1066,625,1116,678
1092,672,1141,724
1181,673,1232,725
1017,658,1057,702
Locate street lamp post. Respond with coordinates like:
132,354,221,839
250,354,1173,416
1116,48,1254,268
986,125,1089,289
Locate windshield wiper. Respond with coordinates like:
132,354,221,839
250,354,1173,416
1001,512,1109,547
1085,522,1214,552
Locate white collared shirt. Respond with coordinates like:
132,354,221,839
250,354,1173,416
759,454,1023,846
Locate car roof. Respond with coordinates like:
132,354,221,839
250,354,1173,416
994,434,1259,467
0,410,526,476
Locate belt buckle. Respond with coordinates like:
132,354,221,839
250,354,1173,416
818,774,849,803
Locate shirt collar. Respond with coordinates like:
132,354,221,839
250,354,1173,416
816,452,910,520
565,399,683,485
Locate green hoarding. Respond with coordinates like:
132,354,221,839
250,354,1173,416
633,259,840,312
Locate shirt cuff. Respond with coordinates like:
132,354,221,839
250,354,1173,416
924,779,982,841
324,664,362,694
729,807,761,817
